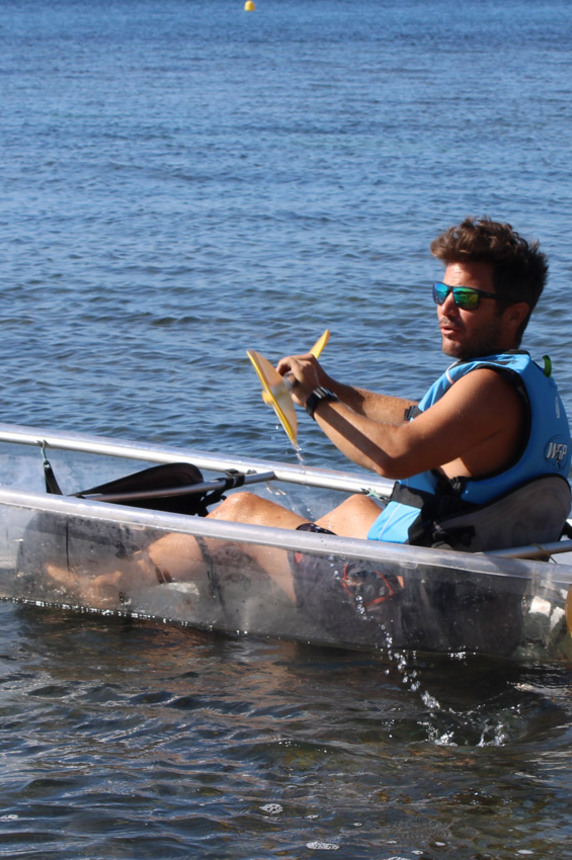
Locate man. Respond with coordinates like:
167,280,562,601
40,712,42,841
199,215,571,546
47,217,571,611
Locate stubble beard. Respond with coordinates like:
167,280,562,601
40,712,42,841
440,312,508,361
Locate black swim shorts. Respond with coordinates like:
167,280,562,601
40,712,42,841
289,523,402,647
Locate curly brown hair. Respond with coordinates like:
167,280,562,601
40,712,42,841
430,217,548,344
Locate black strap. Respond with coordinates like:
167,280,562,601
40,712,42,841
41,444,63,495
390,476,473,517
390,476,478,547
200,469,246,512
220,469,246,490
403,404,422,421
195,536,225,607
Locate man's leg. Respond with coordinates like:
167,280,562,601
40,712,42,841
143,492,309,602
313,493,383,538
206,490,382,535
142,492,382,598
45,491,383,607
208,492,309,529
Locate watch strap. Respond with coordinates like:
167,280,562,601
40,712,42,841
305,387,339,419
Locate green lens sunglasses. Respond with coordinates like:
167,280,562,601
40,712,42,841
432,282,498,311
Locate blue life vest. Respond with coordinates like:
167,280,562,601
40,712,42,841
367,351,571,545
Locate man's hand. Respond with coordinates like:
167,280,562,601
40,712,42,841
276,353,323,407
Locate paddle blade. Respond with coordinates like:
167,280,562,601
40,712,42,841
261,329,330,404
310,329,330,358
246,350,298,447
247,330,330,448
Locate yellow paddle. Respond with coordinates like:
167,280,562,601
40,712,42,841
260,328,330,410
247,329,330,447
308,329,330,359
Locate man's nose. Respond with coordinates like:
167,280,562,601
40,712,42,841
440,291,459,314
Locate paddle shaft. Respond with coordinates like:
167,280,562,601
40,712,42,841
81,471,276,504
487,539,572,560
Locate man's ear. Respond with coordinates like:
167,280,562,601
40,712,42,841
505,301,530,328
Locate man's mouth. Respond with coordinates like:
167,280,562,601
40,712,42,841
440,321,463,336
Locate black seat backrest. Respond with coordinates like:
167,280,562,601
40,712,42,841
431,474,572,552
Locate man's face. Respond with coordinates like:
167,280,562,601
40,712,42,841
436,261,513,359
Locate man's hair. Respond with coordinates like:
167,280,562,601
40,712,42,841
430,216,548,343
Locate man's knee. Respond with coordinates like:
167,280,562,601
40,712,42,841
341,493,369,511
209,491,306,530
317,493,381,539
209,491,260,522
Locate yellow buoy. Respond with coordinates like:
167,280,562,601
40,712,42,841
244,0,256,9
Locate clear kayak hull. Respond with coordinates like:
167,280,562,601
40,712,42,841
0,422,570,663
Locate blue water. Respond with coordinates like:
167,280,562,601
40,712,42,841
1,0,572,857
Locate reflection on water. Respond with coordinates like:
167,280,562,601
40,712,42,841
0,603,570,859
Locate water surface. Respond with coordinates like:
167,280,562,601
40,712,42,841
1,0,572,856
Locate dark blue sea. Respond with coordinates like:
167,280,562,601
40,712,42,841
1,0,572,857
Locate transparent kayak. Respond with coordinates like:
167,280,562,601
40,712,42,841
0,422,570,664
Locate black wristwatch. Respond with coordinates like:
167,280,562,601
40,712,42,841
304,387,339,419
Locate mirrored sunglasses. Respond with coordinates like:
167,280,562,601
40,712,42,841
432,282,498,311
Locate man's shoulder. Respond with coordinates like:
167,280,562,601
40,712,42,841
449,350,531,375
446,364,521,400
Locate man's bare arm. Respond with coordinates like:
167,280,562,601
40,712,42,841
276,354,416,424
318,376,417,424
287,366,525,481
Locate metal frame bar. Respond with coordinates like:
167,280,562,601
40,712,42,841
0,422,394,496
